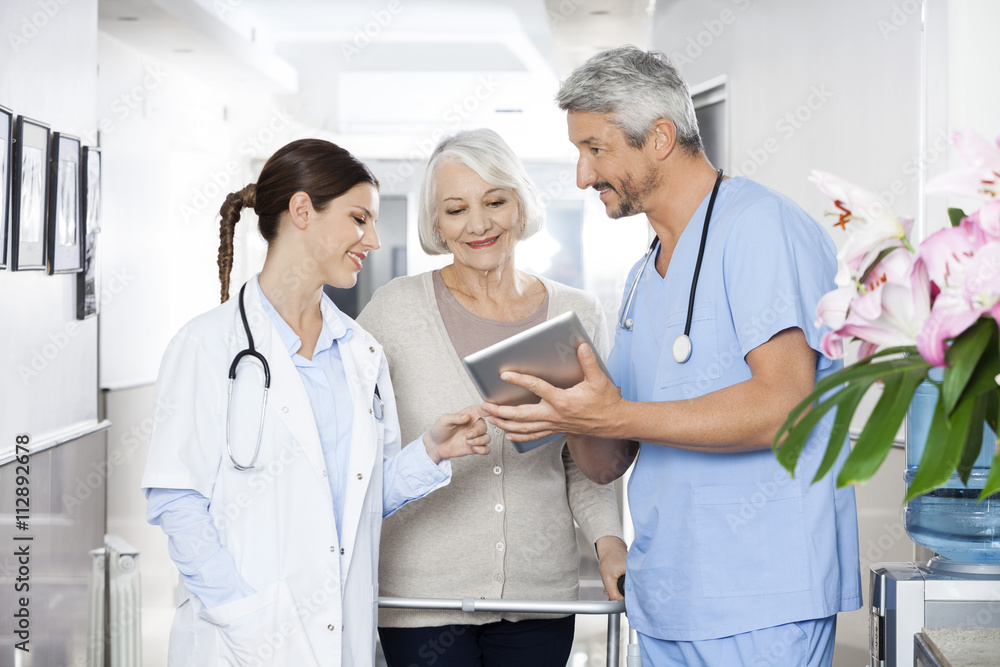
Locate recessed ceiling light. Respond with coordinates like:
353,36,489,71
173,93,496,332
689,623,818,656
589,10,610,15
117,16,139,21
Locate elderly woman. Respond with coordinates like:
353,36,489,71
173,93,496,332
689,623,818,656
357,128,626,667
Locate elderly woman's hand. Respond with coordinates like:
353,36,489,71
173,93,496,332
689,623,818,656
596,536,628,601
482,342,625,441
423,405,492,462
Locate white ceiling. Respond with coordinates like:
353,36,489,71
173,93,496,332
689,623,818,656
98,0,653,159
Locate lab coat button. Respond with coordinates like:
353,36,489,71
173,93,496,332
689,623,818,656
322,470,328,477
328,624,335,631
369,346,375,353
369,408,373,414
493,466,502,475
494,503,503,513
282,406,289,413
357,473,363,480
330,546,335,552
495,541,504,551
495,573,503,582
341,548,345,555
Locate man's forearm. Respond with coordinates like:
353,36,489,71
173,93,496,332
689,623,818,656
612,377,804,453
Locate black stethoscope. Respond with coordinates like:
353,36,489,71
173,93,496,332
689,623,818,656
617,169,724,365
227,283,271,471
225,282,384,471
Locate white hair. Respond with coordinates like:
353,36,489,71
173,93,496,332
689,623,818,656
556,45,702,154
417,129,544,256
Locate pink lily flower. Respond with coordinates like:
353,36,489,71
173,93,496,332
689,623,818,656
926,129,1000,201
917,242,1000,366
917,217,984,289
816,249,931,360
809,170,913,287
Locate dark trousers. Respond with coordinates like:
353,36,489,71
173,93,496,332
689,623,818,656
379,615,576,667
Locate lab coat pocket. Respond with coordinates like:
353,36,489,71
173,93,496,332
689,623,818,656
198,579,318,666
656,305,718,392
692,482,811,598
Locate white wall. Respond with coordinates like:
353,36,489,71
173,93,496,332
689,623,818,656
0,0,99,455
97,33,294,389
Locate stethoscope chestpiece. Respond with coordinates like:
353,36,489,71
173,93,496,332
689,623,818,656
672,334,692,364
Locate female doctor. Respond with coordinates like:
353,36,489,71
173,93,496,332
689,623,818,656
141,138,492,666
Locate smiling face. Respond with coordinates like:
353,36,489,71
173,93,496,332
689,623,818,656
310,181,380,288
567,110,661,219
433,160,521,272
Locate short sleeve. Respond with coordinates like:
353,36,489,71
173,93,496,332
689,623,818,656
722,195,837,372
140,328,226,497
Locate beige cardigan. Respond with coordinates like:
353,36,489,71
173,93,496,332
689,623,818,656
358,271,623,627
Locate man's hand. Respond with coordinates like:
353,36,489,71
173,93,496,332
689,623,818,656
423,406,492,463
596,535,628,601
482,343,624,442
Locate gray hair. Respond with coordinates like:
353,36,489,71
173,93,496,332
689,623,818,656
556,45,702,154
417,128,544,256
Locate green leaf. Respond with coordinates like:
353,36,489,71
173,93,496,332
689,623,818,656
955,326,1000,408
858,246,904,286
956,393,987,485
774,354,920,453
979,442,1000,501
985,389,998,438
773,351,930,479
839,366,928,487
905,392,976,501
811,383,871,483
812,353,927,398
948,207,967,227
775,381,874,476
942,318,997,415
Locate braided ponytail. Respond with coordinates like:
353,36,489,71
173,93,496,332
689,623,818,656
218,183,256,303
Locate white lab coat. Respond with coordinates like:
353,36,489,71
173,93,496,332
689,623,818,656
142,277,402,666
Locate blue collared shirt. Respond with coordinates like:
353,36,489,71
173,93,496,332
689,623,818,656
258,283,356,538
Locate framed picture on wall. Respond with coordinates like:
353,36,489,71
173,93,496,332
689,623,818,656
77,146,101,319
47,132,82,274
0,105,12,269
11,115,49,271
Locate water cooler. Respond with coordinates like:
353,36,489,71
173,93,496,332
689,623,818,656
868,559,1000,666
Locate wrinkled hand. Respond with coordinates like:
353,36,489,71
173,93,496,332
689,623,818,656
423,405,492,463
482,343,623,442
596,536,628,601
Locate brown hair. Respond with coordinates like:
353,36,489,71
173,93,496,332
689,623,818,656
217,138,379,302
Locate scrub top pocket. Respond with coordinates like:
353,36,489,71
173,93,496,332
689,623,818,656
655,305,719,392
691,482,811,598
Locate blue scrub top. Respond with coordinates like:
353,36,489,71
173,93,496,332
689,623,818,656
610,177,862,641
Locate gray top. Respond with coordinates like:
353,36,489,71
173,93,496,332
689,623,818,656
358,271,623,627
433,268,549,360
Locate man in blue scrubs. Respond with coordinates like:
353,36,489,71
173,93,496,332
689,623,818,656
484,46,861,666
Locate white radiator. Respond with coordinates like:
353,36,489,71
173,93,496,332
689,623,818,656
88,535,142,667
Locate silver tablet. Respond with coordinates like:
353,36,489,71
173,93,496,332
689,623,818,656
462,310,609,453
